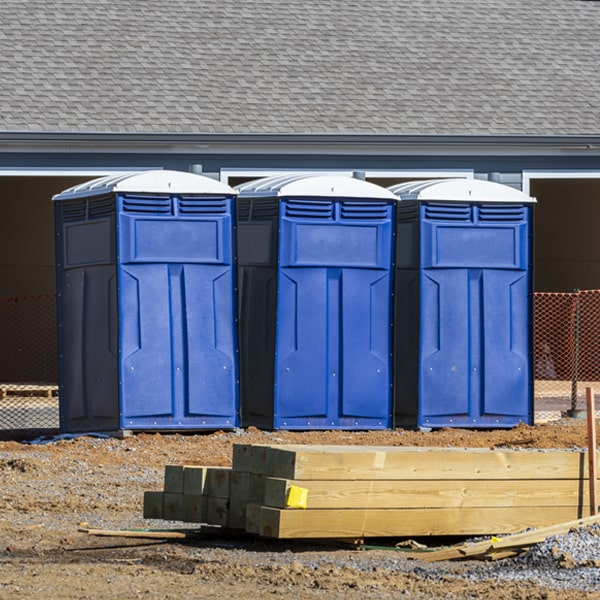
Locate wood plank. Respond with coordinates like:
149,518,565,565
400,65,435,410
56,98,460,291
183,466,208,496
163,465,184,493
81,528,188,539
249,473,267,503
263,446,593,481
163,492,183,521
587,387,598,515
421,513,600,562
245,503,263,535
182,495,207,523
204,468,231,498
257,506,594,539
232,444,270,473
143,491,164,519
205,497,229,527
229,471,251,530
262,477,589,509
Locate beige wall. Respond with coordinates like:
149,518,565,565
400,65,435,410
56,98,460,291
0,177,89,296
532,179,600,293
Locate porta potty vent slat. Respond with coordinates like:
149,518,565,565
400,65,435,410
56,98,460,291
477,204,527,222
178,196,228,215
424,202,471,222
88,196,115,219
396,201,419,222
122,194,172,214
284,199,333,219
340,201,388,220
61,199,87,221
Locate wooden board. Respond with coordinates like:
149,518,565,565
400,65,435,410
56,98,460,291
183,466,208,496
421,513,600,562
163,492,183,521
262,446,593,481
0,383,58,398
205,497,230,527
163,465,184,493
182,495,206,523
262,477,589,509
204,468,231,498
143,491,164,519
258,505,594,539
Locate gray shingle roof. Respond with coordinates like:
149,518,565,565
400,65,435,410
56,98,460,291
0,0,598,135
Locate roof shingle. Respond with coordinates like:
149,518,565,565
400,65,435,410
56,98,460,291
0,0,598,135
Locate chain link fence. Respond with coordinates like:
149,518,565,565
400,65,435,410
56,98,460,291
534,289,600,416
0,294,59,439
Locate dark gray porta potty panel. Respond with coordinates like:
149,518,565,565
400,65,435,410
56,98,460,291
236,174,398,430
390,179,536,429
53,171,240,432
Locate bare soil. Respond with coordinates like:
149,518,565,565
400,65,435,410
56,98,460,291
0,420,598,599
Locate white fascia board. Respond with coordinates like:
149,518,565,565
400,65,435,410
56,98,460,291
522,169,600,195
0,167,159,176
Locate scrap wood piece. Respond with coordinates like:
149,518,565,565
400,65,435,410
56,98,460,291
79,527,202,540
419,513,600,562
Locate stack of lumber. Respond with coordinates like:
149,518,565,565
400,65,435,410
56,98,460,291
144,444,598,539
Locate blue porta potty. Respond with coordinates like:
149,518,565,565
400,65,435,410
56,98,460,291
389,178,536,428
53,170,240,432
236,174,397,429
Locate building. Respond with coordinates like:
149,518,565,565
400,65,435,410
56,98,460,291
1,0,599,422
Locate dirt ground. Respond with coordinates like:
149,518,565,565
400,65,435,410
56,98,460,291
1,420,599,599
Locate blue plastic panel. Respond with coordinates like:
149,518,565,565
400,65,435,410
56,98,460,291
274,199,393,429
117,193,239,429
418,203,532,428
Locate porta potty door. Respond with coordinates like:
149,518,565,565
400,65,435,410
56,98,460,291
419,201,533,427
117,193,239,429
274,198,394,429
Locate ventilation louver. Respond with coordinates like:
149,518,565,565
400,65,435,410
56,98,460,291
179,196,227,215
61,199,87,221
340,201,388,220
396,201,419,222
424,202,471,222
477,204,526,222
88,195,115,219
284,199,333,219
122,194,171,214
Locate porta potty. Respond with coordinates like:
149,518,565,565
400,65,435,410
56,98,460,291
53,170,240,432
236,174,397,429
390,178,535,428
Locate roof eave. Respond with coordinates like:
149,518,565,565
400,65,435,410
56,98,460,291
2,131,600,156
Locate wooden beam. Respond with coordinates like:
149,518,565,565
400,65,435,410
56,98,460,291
262,477,589,510
163,465,184,493
182,495,207,523
258,506,594,539
183,466,208,496
143,491,164,519
205,497,229,527
587,387,598,515
263,446,592,481
162,492,183,521
204,468,231,498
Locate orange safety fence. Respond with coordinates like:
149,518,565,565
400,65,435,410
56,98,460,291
534,289,600,411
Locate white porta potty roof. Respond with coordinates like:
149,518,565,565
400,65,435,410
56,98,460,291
388,178,536,203
53,170,236,201
236,173,398,200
